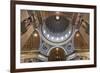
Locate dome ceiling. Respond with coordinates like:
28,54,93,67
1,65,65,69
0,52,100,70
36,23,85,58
42,15,73,43
45,15,70,33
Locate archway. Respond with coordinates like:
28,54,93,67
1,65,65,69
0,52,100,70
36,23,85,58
48,47,66,61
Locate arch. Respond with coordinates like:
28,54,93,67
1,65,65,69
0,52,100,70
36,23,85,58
32,29,40,50
48,47,66,61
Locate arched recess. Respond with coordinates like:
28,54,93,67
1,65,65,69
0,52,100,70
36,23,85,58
48,47,66,61
22,30,40,51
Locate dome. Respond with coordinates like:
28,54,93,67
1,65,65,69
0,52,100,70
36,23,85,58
45,15,70,33
42,15,73,43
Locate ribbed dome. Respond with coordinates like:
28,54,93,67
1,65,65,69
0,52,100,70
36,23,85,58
42,15,73,43
45,15,70,33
